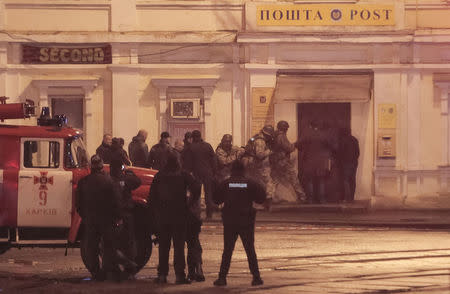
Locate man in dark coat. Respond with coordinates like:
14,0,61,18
128,129,149,168
111,137,131,167
148,152,201,284
147,131,172,170
299,121,335,204
76,155,122,281
213,160,266,287
96,134,112,164
337,128,360,202
183,130,218,219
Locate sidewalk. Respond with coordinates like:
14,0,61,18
203,201,450,229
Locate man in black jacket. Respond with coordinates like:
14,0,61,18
128,129,149,168
148,152,201,284
183,130,217,219
147,131,172,170
96,134,112,164
337,128,360,202
213,160,266,287
76,155,122,281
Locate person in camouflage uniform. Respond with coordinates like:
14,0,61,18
242,125,276,210
271,121,306,202
216,134,245,183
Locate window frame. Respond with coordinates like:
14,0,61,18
20,138,64,170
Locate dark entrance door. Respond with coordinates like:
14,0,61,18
297,103,350,203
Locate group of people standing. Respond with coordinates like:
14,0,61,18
81,128,267,286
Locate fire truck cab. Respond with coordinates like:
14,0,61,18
0,97,156,275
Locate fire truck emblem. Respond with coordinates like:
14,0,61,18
34,171,53,206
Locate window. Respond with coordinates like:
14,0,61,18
23,141,60,168
65,137,89,168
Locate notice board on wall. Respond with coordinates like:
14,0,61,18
378,103,396,129
251,87,274,136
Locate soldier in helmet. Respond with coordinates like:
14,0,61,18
242,125,276,210
216,134,245,183
271,120,306,202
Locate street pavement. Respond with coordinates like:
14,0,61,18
0,220,449,293
250,202,450,229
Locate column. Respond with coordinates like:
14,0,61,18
436,83,450,166
232,45,243,145
111,68,140,146
158,86,168,134
83,84,97,154
407,71,421,170
111,0,136,32
436,83,450,193
203,86,214,141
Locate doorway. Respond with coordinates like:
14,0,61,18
297,103,350,203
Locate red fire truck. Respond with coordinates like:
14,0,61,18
0,97,157,276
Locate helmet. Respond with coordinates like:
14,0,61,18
277,120,289,132
221,134,232,143
261,125,274,137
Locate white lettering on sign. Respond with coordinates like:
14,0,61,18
39,47,105,63
229,183,248,188
26,208,57,216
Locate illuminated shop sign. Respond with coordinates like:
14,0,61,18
257,4,395,26
22,44,112,64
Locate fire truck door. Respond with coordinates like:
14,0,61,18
17,138,72,227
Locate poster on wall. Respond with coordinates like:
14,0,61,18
251,88,274,135
378,103,397,129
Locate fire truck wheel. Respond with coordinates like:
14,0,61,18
134,232,152,271
0,243,10,255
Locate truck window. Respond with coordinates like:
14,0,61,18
23,141,60,168
66,137,89,168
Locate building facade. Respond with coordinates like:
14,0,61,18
1,0,450,207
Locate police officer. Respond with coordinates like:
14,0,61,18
213,160,266,287
242,125,276,211
76,155,122,281
272,120,306,202
216,134,245,182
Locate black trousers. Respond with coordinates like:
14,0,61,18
201,177,216,217
342,164,357,202
158,223,187,277
85,223,116,278
186,215,203,268
219,223,260,279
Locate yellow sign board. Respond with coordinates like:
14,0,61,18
252,88,274,135
378,104,397,129
257,4,395,26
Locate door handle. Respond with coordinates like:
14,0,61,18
20,176,32,179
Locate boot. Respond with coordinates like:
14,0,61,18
187,265,196,281
175,275,191,285
213,277,227,286
251,276,264,286
195,264,205,282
